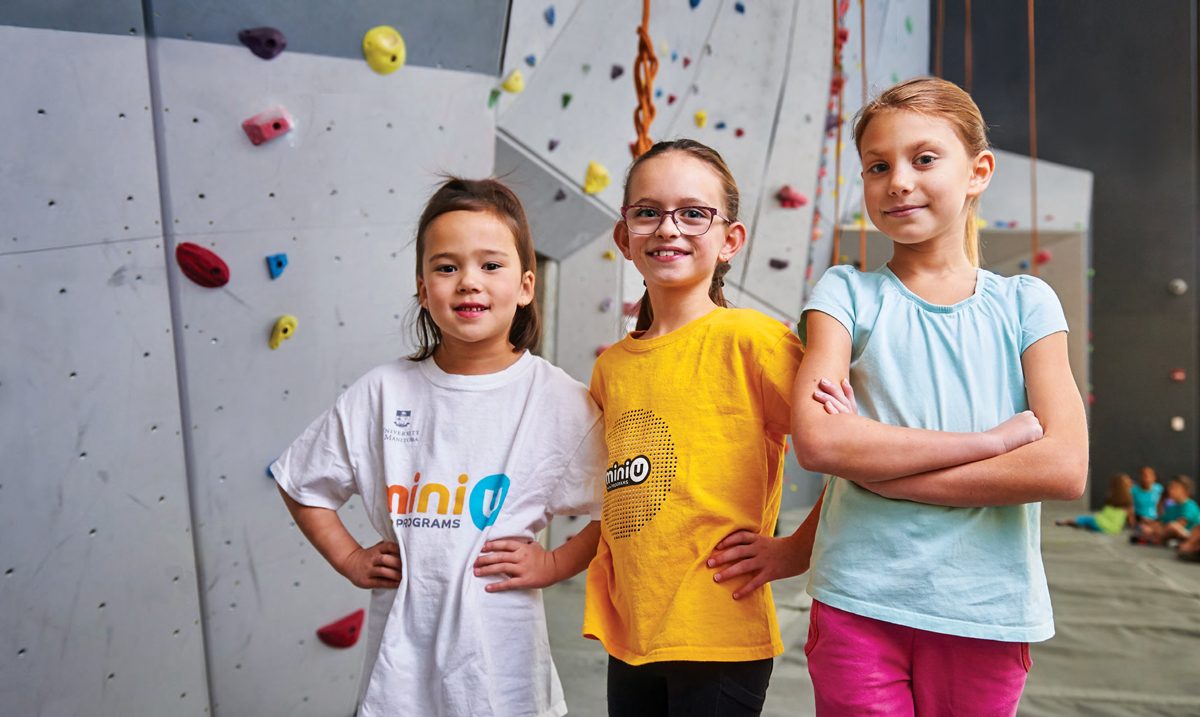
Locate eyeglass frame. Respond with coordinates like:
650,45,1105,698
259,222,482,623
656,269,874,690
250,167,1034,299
619,204,733,236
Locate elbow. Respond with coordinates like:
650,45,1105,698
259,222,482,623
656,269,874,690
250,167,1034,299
792,430,836,474
1050,455,1090,502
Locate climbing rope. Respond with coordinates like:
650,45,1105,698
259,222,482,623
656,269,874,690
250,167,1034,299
1027,0,1040,275
830,0,847,267
631,0,659,158
934,0,945,77
964,0,973,92
858,0,868,271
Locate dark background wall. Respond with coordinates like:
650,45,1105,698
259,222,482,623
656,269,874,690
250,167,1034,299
933,0,1199,507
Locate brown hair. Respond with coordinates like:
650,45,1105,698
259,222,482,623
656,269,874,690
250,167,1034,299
1106,473,1134,509
1170,475,1196,498
409,177,540,361
853,77,990,266
621,139,738,332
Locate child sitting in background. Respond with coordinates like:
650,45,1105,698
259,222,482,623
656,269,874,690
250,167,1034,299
1133,475,1199,546
1131,466,1163,524
1055,473,1133,534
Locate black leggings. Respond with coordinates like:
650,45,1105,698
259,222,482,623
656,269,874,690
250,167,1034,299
607,655,774,717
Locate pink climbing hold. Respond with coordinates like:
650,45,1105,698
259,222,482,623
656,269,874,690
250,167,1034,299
317,609,365,649
776,185,808,208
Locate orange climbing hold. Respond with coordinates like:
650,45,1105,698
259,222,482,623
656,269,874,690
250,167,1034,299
317,609,365,648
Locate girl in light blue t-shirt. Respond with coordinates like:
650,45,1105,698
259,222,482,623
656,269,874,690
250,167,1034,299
789,78,1088,715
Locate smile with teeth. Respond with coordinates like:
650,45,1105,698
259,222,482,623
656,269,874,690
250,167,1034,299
648,247,690,258
453,303,488,316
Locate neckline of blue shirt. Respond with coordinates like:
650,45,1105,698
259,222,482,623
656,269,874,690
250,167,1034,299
880,263,987,314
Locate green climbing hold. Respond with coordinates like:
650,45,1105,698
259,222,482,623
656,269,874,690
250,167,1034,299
905,16,913,34
488,89,501,109
562,93,572,109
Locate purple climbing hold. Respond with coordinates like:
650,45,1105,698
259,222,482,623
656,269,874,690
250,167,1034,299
769,257,789,270
238,27,287,60
554,189,567,201
548,138,560,152
611,64,624,80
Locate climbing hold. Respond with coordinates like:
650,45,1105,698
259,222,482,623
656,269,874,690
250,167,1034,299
735,128,745,137
1034,249,1052,266
976,217,988,230
671,51,679,62
1171,368,1187,382
599,298,613,312
610,64,624,80
775,185,808,208
1018,260,1030,270
525,54,537,67
905,16,913,34
1171,416,1186,432
622,300,641,317
501,69,525,93
715,121,726,130
1007,220,1018,229
553,189,567,202
655,88,663,98
581,63,591,74
689,0,701,8
561,93,572,109
735,2,746,13
265,253,288,279
602,250,617,261
362,26,406,75
176,243,230,288
836,27,850,47
824,114,839,132
317,609,365,649
548,138,559,152
242,106,293,146
237,27,287,60
769,258,790,270
667,94,677,105
594,344,611,357
269,315,298,350
1168,278,1189,295
265,463,274,479
683,56,692,69
583,161,610,195
544,5,556,26
487,89,501,108
694,110,708,128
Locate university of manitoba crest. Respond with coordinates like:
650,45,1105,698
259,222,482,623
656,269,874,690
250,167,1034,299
384,409,419,444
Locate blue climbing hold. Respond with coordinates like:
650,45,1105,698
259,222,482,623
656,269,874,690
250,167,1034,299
715,121,727,130
544,5,556,26
655,88,663,98
689,0,701,8
525,54,537,67
671,51,679,62
735,1,746,14
266,253,288,279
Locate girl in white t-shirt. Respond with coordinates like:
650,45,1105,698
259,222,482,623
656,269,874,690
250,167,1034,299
272,177,607,717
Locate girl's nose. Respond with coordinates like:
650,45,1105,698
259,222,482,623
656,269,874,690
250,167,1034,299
888,170,914,196
457,270,482,292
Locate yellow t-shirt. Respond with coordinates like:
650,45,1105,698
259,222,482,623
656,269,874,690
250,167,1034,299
583,307,803,664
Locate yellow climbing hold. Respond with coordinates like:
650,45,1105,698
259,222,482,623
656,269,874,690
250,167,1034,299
501,69,525,93
602,249,617,261
584,161,610,194
976,217,988,230
694,110,708,128
362,26,406,75
269,314,298,350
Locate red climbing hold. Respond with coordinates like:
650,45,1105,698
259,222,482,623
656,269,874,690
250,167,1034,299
1034,249,1053,265
682,57,692,68
242,106,293,146
667,94,677,105
176,242,230,288
237,27,287,60
317,609,365,649
735,128,745,137
776,185,809,208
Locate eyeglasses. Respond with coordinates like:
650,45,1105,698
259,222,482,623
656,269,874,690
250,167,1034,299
620,205,730,236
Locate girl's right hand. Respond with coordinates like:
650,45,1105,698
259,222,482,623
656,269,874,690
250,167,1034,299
986,411,1044,454
339,541,403,589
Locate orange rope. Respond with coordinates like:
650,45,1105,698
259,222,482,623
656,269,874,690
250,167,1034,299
934,0,945,77
858,0,867,271
964,0,973,92
631,0,658,158
1027,0,1039,275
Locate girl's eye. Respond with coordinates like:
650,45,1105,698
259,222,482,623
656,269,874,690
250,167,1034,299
433,264,456,274
633,207,662,219
915,154,936,166
680,207,709,220
866,162,889,174
482,262,502,271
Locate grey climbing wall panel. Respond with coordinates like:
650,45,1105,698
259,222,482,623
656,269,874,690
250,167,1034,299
0,19,210,717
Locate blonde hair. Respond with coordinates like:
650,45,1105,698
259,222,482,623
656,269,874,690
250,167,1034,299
853,77,990,266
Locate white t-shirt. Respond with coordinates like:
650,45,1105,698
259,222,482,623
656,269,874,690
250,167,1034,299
272,351,606,717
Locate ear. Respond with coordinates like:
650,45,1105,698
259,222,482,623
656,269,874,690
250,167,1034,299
517,269,536,308
415,275,428,309
717,221,748,263
613,220,634,260
966,149,995,199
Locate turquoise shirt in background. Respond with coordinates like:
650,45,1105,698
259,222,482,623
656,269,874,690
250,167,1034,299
1162,498,1200,530
800,264,1069,643
1131,483,1163,520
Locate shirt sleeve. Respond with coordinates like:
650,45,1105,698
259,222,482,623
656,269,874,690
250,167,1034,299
270,394,358,510
548,412,608,521
799,265,857,348
1017,275,1069,353
760,330,805,435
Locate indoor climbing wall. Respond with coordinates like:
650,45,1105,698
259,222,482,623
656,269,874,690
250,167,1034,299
0,6,210,717
147,2,504,716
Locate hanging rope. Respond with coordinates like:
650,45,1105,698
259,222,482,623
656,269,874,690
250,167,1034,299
857,0,868,271
964,0,973,92
631,0,659,158
830,0,847,267
934,0,945,77
1027,0,1039,275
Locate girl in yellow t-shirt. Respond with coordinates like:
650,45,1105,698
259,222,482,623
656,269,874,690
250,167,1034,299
584,139,816,716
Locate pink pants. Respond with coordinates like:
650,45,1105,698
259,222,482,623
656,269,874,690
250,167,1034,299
805,600,1031,717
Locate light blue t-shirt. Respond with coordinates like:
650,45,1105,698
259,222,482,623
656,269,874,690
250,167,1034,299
1131,483,1163,520
800,264,1069,643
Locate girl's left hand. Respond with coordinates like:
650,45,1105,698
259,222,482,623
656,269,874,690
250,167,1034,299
473,538,557,592
706,531,811,600
813,378,857,414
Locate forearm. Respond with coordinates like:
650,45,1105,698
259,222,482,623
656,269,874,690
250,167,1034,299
869,434,1088,507
547,520,600,582
278,486,362,577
